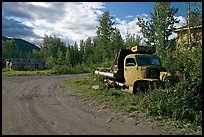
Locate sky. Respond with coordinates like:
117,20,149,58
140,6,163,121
2,2,198,47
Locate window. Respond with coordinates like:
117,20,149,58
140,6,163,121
136,55,161,66
126,58,136,66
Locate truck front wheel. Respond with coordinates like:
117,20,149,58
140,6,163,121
133,81,151,94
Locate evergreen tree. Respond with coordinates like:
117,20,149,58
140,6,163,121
79,40,85,64
125,32,142,49
137,2,179,56
65,48,70,66
70,42,79,66
40,35,67,67
2,39,21,68
40,35,66,59
31,49,41,58
189,2,202,25
45,55,55,69
84,37,94,64
96,11,115,62
110,28,125,57
57,47,64,65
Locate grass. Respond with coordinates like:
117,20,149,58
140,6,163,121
2,66,90,76
64,74,134,108
64,74,202,135
2,68,54,76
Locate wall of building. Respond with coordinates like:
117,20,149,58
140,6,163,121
177,27,202,45
9,63,45,71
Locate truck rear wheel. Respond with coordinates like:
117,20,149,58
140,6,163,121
133,81,152,94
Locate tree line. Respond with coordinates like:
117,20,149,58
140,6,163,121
2,12,142,70
2,2,202,131
3,2,202,98
2,2,201,72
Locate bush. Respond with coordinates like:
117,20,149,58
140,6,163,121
52,64,91,74
160,44,202,96
149,44,202,131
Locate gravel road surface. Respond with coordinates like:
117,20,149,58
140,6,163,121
2,74,185,135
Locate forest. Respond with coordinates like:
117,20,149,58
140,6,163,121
2,2,202,131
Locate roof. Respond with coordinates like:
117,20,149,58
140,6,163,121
173,23,202,32
8,58,44,65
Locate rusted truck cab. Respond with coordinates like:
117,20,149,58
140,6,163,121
124,53,168,94
95,46,169,94
112,46,169,94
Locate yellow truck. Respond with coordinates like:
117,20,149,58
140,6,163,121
95,46,169,94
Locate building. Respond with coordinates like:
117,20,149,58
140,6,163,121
172,23,202,49
5,58,45,71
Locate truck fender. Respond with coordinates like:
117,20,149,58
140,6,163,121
132,79,159,94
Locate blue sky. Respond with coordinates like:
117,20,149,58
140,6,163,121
103,2,156,19
2,2,199,46
104,2,188,19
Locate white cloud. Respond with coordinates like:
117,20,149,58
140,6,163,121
80,2,105,9
115,15,187,42
3,2,105,46
125,15,134,19
169,32,177,40
142,14,148,17
114,16,145,41
3,2,188,46
29,2,51,8
52,3,103,44
30,2,105,45
169,16,187,39
174,16,187,28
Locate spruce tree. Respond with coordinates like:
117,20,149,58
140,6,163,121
96,11,115,62
137,2,179,57
65,48,70,66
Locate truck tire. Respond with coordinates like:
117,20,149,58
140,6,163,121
133,81,151,94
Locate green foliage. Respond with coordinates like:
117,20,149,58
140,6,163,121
65,48,71,65
161,45,202,95
2,36,40,52
135,3,202,132
40,34,67,59
2,69,53,76
79,40,85,64
56,47,64,65
2,6,202,134
65,73,202,133
52,64,90,74
153,43,202,131
2,38,43,69
125,32,142,48
2,39,21,68
189,2,202,24
141,88,202,131
45,55,55,69
137,2,179,56
70,42,80,66
32,49,42,58
2,8,202,134
95,11,125,63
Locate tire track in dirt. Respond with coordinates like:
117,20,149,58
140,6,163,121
2,74,186,135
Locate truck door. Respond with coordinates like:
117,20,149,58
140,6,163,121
124,57,138,86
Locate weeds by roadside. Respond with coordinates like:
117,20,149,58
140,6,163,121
2,69,54,76
64,74,202,135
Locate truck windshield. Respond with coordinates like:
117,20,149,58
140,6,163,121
135,55,161,66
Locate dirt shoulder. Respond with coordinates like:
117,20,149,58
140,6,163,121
2,74,187,135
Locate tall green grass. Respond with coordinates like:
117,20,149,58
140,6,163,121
2,68,54,76
2,64,93,76
64,74,202,134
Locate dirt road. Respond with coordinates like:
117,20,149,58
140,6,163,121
2,74,186,135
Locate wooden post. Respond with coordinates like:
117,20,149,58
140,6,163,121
187,2,192,49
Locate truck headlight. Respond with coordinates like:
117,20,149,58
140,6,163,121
148,68,160,79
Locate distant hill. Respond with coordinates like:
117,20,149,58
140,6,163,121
2,36,40,52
